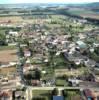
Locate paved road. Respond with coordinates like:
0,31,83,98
80,81,99,89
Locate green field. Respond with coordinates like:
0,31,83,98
67,8,99,19
67,9,94,15
32,90,51,100
0,45,16,51
63,89,81,100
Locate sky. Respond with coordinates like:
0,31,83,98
0,0,99,4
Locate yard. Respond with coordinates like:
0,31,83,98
32,90,51,100
55,78,68,86
55,67,88,77
63,89,81,100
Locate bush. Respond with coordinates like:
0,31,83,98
51,88,59,96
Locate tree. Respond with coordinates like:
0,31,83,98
22,86,27,91
34,68,41,80
68,25,74,41
51,88,59,96
24,39,29,47
24,73,32,80
0,32,6,46
62,90,68,97
19,47,24,57
94,47,99,55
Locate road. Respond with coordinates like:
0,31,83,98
1,80,99,91
26,86,99,100
1,82,99,100
80,81,99,89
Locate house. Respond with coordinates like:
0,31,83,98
31,80,40,86
53,96,64,100
9,31,19,37
78,33,87,40
90,48,94,53
68,78,80,87
94,63,99,71
78,19,87,24
83,89,96,100
74,59,81,65
76,41,87,49
84,59,95,67
24,50,31,57
13,89,25,99
0,90,12,100
93,43,99,47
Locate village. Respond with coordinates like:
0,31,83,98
0,4,99,100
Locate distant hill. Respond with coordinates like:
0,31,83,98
0,2,99,9
85,2,99,8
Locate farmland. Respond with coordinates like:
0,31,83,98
0,66,16,76
0,49,18,63
67,8,99,19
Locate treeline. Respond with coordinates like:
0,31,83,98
31,8,53,13
85,17,99,24
56,9,83,19
56,9,99,25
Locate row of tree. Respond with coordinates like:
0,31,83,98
56,9,99,25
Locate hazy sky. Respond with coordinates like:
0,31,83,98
0,0,99,4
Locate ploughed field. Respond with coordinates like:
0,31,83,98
0,49,18,63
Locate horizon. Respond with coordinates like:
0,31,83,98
0,0,99,4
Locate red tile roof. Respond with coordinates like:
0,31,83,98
84,89,94,98
0,92,9,97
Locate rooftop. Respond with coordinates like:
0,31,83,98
53,96,64,100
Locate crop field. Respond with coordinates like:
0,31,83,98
0,16,23,23
68,8,99,19
0,16,38,24
0,49,18,63
0,66,16,76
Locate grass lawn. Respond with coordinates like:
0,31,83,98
55,78,68,86
41,68,54,80
32,90,51,100
63,89,81,100
54,54,70,69
55,67,89,77
0,45,16,51
68,9,94,15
